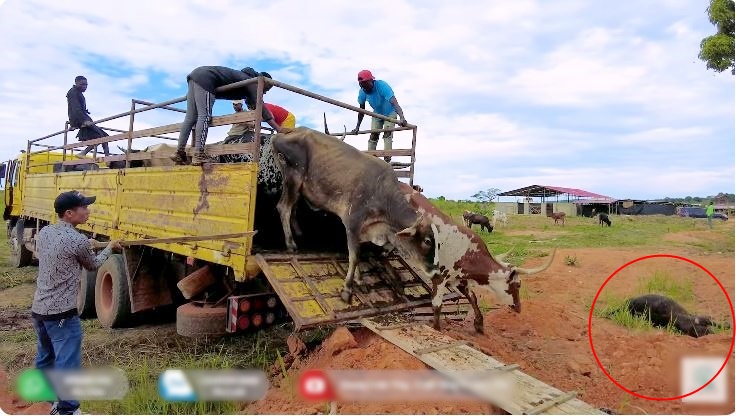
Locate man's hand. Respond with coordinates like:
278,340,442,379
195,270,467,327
107,240,123,251
398,119,408,127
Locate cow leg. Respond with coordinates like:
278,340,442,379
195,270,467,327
458,281,484,334
430,278,443,331
290,204,303,238
340,230,361,304
276,171,303,252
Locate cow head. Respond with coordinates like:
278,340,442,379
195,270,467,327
394,212,439,277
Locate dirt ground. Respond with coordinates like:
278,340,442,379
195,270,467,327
0,232,733,415
249,245,735,415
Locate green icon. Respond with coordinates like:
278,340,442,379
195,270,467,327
16,369,57,402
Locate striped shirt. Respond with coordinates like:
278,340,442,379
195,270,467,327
31,221,112,319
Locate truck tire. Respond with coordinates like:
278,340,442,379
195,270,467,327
77,268,97,319
176,302,228,337
95,254,132,328
9,220,32,268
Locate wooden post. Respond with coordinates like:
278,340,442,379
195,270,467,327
126,100,135,168
409,126,417,187
253,76,265,164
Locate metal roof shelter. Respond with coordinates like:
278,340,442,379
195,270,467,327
498,185,615,203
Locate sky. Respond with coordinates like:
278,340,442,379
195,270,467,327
0,0,733,201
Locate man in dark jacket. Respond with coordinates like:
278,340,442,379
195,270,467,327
171,66,283,166
66,76,110,157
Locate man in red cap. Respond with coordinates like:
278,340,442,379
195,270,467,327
350,70,407,162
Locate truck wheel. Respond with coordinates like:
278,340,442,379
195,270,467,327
95,254,131,328
176,303,228,337
77,268,97,319
9,220,32,268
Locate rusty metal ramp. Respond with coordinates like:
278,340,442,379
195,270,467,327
254,252,435,331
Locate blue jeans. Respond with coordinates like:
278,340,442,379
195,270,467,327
32,315,82,414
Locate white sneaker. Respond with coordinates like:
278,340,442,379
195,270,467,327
49,402,59,415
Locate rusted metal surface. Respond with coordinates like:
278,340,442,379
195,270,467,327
255,252,437,331
124,246,174,313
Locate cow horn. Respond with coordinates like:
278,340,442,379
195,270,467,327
515,248,556,275
495,245,515,262
323,112,330,135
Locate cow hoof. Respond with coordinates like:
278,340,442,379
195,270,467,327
474,324,485,334
340,289,353,304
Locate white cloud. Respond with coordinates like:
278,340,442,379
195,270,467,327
0,0,732,200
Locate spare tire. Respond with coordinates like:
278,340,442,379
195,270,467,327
95,254,132,328
176,302,228,338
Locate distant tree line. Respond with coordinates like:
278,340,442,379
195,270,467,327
661,193,735,204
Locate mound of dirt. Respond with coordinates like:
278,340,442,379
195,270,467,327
248,327,498,415
0,367,51,415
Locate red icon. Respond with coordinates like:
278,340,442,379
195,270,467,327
298,369,334,401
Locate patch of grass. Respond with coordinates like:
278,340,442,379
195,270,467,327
637,271,694,304
564,255,579,266
593,292,678,333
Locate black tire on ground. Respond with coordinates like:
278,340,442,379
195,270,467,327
9,220,33,268
176,302,228,338
94,254,132,328
77,268,97,319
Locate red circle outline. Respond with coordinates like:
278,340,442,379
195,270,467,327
588,254,735,401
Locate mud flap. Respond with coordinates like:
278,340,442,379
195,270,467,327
255,252,437,331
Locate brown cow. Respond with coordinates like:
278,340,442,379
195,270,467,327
270,127,439,303
400,183,555,333
549,211,566,226
462,211,493,233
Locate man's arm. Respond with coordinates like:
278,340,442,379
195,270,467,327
351,102,366,134
75,238,118,270
389,96,407,127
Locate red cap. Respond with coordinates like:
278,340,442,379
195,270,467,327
357,70,374,81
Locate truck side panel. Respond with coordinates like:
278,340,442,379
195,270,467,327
20,163,258,278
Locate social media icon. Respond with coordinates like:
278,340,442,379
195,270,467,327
16,369,57,402
158,370,197,402
298,369,333,401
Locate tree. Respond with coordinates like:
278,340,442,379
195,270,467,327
471,188,500,204
698,0,735,74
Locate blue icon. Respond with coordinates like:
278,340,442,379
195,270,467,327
158,370,197,402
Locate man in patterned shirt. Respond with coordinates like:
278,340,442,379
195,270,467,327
31,191,121,415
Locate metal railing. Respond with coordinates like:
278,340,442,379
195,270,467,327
25,77,417,185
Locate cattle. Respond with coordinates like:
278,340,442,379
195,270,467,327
270,126,439,303
109,143,179,169
627,294,725,338
462,211,493,233
52,162,99,173
598,213,611,227
400,183,555,333
492,210,508,227
548,211,566,226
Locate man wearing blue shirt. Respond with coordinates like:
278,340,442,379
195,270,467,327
350,70,407,162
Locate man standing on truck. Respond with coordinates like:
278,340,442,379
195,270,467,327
246,101,296,129
31,191,121,415
170,66,284,166
350,70,408,163
66,76,110,158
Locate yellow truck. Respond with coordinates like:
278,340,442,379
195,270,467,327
2,77,450,337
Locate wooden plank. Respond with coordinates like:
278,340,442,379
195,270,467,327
524,391,579,415
62,111,257,150
361,319,605,415
363,149,413,157
91,231,255,249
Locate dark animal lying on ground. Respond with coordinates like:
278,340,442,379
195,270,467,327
462,211,493,233
598,213,611,227
627,294,727,338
